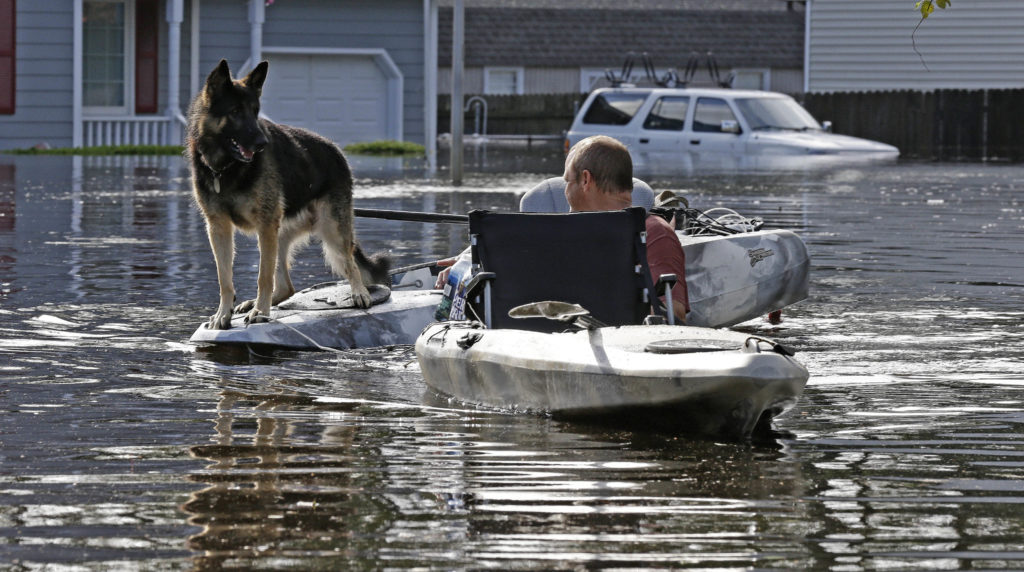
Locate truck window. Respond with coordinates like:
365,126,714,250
642,96,689,131
693,98,740,133
582,93,648,125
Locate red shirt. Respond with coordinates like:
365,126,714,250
645,214,690,315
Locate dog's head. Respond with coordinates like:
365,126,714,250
197,59,270,164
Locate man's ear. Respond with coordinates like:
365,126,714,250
578,169,593,191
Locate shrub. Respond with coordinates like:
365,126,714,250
343,140,425,156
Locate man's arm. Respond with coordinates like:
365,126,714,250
645,215,690,323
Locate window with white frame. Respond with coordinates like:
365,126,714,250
581,67,678,92
83,0,133,114
731,69,770,91
484,67,523,95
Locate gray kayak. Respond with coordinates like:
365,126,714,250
415,320,809,438
188,229,808,350
682,229,809,328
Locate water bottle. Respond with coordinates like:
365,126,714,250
447,256,473,320
433,253,472,321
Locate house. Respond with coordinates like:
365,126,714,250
806,0,1024,92
437,1,806,96
0,0,440,155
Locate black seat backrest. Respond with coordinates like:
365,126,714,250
467,207,655,333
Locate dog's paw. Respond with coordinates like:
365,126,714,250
244,309,270,325
234,299,256,314
351,288,373,308
272,287,296,306
207,312,233,330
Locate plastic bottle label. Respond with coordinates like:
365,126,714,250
434,253,472,321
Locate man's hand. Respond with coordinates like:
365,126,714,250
434,257,457,289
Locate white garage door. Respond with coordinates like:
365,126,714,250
260,53,390,147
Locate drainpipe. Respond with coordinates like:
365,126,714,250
249,0,265,72
167,0,186,142
73,0,83,147
803,0,811,93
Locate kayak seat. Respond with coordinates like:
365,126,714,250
519,177,656,213
466,207,663,333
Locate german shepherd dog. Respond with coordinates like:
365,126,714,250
187,59,390,329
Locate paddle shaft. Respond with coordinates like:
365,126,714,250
354,208,468,225
389,259,442,276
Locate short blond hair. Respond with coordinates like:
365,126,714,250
565,135,633,193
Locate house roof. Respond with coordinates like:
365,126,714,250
438,5,805,70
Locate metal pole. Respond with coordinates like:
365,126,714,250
450,0,464,185
423,0,438,172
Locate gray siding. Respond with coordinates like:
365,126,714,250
771,69,804,95
525,68,579,94
189,0,426,144
1,1,75,150
1,0,427,150
808,0,1024,92
196,0,253,82
258,0,426,144
438,68,484,95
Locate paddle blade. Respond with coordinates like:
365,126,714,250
508,301,608,329
509,301,588,321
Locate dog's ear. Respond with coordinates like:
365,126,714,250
245,61,269,93
205,59,233,94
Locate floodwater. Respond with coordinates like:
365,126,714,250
1,148,1022,570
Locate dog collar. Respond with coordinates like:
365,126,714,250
197,151,224,193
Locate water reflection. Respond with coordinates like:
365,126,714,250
180,357,815,569
2,151,1023,569
631,148,901,178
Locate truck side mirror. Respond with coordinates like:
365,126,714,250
821,120,833,133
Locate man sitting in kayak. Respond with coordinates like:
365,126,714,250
436,134,689,324
561,135,689,324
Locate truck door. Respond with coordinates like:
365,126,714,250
688,97,743,161
637,96,690,156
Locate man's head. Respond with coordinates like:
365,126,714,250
563,136,633,212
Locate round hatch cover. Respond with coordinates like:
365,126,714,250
645,338,739,354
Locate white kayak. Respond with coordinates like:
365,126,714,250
189,280,441,350
416,320,809,438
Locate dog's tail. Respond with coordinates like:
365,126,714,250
354,246,392,286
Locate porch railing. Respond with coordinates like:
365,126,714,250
82,116,185,147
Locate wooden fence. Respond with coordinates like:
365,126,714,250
439,93,580,140
800,89,1024,161
440,89,1024,161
